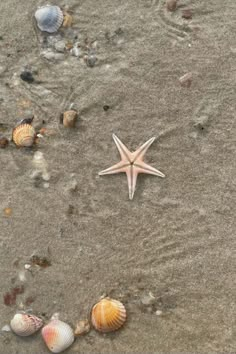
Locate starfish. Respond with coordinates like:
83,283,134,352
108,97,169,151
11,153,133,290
99,134,165,200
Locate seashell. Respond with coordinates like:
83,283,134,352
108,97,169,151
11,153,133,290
34,5,64,33
12,124,36,147
63,110,78,128
91,297,126,333
10,313,43,336
42,319,74,353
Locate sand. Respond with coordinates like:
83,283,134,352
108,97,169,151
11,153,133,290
0,0,235,353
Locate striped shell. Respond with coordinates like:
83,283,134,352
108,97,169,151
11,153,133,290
91,297,126,333
42,319,74,353
10,313,43,336
12,124,36,147
34,6,64,33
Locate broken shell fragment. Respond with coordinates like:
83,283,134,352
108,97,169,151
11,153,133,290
42,319,74,353
74,320,90,336
10,313,43,336
91,297,126,333
179,72,192,88
12,123,36,147
34,5,64,33
63,110,78,128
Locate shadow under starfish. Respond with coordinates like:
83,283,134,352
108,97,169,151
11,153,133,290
99,134,165,200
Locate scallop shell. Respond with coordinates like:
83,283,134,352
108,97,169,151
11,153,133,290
63,110,78,128
34,5,64,33
91,297,126,333
12,124,36,147
42,319,74,353
10,313,43,336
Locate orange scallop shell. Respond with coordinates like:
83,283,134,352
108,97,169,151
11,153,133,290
12,124,36,147
91,297,126,333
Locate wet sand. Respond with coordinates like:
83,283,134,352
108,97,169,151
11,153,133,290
0,0,235,353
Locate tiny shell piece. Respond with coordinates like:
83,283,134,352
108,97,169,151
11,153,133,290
166,0,177,12
35,5,64,33
10,313,43,336
62,12,73,28
12,124,36,147
182,9,192,19
42,319,74,353
63,110,78,128
74,320,90,336
91,297,126,333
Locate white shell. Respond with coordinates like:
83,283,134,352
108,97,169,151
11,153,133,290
42,319,74,353
34,6,64,33
10,313,43,336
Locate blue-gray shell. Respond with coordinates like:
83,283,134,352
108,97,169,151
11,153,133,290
34,5,64,33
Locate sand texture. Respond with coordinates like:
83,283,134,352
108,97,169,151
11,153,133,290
0,0,235,353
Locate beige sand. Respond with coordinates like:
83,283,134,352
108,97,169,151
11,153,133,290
0,0,235,352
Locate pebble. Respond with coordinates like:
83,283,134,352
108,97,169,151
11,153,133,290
193,115,209,130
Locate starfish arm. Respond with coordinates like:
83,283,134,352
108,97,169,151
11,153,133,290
133,137,156,162
99,161,130,175
134,161,165,177
125,165,139,200
112,134,132,163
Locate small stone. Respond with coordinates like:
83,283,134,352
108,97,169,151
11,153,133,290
84,54,97,67
20,70,34,83
103,105,110,111
74,320,90,336
1,325,11,332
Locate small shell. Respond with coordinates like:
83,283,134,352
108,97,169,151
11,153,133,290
91,297,126,333
42,319,74,353
34,5,64,33
12,124,36,147
63,110,78,128
10,313,43,336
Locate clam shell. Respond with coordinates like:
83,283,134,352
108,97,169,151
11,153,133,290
91,297,126,333
63,110,78,128
12,124,36,147
10,313,43,336
42,319,74,353
35,6,64,33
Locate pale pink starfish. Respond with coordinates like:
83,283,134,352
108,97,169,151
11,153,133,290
99,134,165,200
